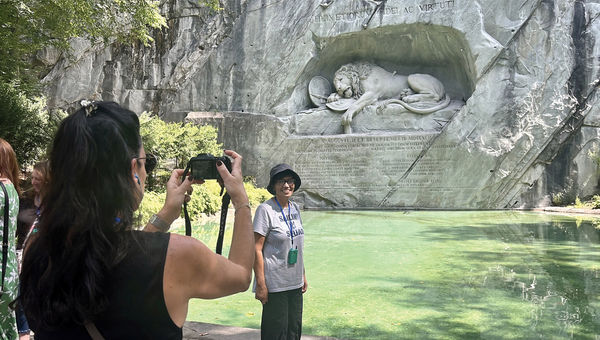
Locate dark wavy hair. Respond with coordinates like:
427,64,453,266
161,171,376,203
19,101,142,328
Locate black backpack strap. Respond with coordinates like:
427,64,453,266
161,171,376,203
1,182,9,292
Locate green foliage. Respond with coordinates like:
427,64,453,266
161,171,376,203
139,179,271,223
551,190,580,207
0,0,169,94
0,84,65,167
592,195,600,209
173,179,271,221
245,182,271,206
186,181,271,219
0,0,220,166
1,0,222,94
202,0,223,11
551,192,565,206
139,112,222,191
186,181,223,217
137,190,165,228
574,196,583,208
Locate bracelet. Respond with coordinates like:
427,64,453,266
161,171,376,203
234,202,251,212
149,214,171,232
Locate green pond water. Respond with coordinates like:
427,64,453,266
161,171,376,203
183,210,600,339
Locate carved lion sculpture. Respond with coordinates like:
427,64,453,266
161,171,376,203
326,62,451,134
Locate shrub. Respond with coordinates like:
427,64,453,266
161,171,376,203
245,182,271,206
186,181,222,217
137,190,166,229
138,179,271,224
591,195,600,209
574,196,583,208
551,192,565,206
184,180,271,220
0,85,65,168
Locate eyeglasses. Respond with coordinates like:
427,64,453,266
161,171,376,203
275,178,295,186
136,153,157,173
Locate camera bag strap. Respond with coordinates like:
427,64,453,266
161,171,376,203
182,162,194,237
215,192,230,255
1,181,10,293
183,188,229,255
182,164,230,255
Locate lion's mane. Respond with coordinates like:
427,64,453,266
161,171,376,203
334,63,373,99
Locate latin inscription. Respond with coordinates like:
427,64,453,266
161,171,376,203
312,1,455,23
293,134,456,191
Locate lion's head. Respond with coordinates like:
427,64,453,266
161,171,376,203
332,63,373,99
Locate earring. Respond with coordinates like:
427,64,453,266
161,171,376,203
134,173,141,185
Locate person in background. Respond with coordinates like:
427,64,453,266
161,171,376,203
253,163,308,340
0,138,21,340
19,101,254,339
17,160,49,248
14,160,48,340
30,161,49,220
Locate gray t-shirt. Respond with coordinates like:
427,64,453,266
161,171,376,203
253,198,304,293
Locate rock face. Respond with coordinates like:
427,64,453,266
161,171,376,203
41,0,600,209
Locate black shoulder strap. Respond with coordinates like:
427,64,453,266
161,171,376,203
1,182,9,292
183,189,230,255
181,163,230,255
215,192,230,255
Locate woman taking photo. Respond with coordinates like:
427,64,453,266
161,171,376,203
19,101,254,339
0,138,21,340
253,163,308,340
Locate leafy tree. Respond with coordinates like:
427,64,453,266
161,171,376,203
1,0,221,93
0,83,65,167
0,0,169,93
0,0,219,170
0,0,167,167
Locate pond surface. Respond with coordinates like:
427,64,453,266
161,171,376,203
186,210,600,339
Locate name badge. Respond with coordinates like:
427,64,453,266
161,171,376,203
288,248,298,265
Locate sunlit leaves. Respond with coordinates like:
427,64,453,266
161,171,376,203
0,0,168,93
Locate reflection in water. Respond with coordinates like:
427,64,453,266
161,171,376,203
476,217,600,339
484,264,587,337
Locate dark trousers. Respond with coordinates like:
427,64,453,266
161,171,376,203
261,288,303,340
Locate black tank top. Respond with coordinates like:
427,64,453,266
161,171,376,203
33,231,182,339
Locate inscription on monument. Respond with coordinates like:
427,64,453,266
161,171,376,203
312,1,455,23
292,133,456,192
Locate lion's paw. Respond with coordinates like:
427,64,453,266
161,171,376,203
342,111,353,124
402,95,421,103
327,93,341,103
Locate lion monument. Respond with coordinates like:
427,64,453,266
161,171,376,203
326,62,451,134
